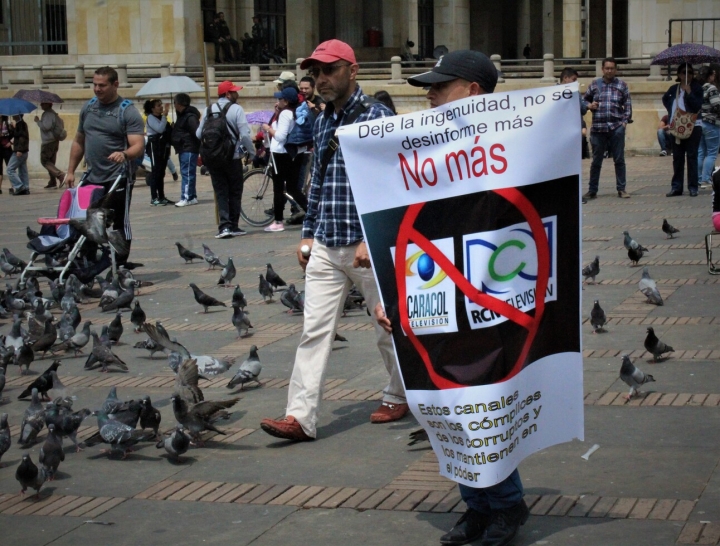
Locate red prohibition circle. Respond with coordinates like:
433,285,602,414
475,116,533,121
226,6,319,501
394,188,550,390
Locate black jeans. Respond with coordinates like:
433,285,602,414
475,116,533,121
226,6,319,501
271,152,308,222
147,141,168,201
671,125,702,193
208,158,244,231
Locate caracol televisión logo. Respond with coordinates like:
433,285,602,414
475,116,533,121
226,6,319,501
392,238,458,335
463,216,557,329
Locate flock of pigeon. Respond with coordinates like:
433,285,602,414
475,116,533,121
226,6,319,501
0,237,343,498
582,221,680,403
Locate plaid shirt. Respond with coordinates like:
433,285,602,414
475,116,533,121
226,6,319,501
302,85,393,247
583,77,632,132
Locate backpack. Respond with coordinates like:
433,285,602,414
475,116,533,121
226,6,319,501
52,114,67,141
200,102,239,166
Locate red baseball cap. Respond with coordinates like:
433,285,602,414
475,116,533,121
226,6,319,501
218,80,243,96
300,39,356,69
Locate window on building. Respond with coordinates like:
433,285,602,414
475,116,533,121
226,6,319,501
254,0,286,55
201,0,217,43
418,0,434,60
0,0,68,55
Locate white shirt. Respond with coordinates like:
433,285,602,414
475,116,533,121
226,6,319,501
269,109,294,154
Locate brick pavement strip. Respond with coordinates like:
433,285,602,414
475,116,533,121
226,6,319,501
567,495,600,517
628,498,657,519
606,497,637,518
318,488,358,509
166,481,210,501
677,522,703,544
699,523,720,544
647,498,676,519
341,489,378,509
288,486,327,507
182,481,225,502
48,496,96,517
530,494,561,515
302,486,342,508
546,495,578,516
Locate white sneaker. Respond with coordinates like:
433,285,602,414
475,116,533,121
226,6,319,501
264,221,285,232
175,199,189,207
187,198,198,205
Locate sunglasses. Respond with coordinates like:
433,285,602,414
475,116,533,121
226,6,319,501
308,63,350,78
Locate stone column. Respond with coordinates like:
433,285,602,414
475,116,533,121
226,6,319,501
491,55,505,84
72,64,88,88
563,0,582,58
541,54,556,83
389,56,404,84
433,0,470,53
116,64,132,88
207,66,216,86
517,0,531,59
160,63,171,78
336,0,363,48
296,58,304,82
246,65,262,86
542,0,554,57
647,63,663,82
286,0,316,63
406,0,419,58
595,59,603,77
606,0,613,57
0,67,6,89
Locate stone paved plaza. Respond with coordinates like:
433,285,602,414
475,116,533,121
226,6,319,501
1,156,719,546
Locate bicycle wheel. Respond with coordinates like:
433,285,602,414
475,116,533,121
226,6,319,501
240,168,274,227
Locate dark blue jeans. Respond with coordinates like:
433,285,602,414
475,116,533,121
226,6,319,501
671,125,702,193
589,125,626,193
458,469,524,514
178,152,198,201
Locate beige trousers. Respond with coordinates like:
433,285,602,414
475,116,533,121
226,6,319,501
286,240,406,438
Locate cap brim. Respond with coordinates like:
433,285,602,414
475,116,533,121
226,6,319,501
300,54,343,69
272,79,283,84
407,70,458,87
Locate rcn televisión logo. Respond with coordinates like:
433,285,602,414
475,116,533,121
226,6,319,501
392,238,458,335
463,216,557,329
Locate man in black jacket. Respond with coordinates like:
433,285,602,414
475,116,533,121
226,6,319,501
217,13,241,62
171,93,201,206
7,114,30,195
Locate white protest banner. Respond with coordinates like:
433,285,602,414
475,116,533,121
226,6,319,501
339,83,584,488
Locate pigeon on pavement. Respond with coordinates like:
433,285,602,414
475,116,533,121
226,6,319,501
258,274,273,302
0,413,10,466
227,345,262,391
28,318,56,359
281,284,302,313
175,242,203,264
231,285,247,309
108,312,124,344
3,248,27,270
644,327,674,362
202,243,225,270
232,307,253,338
189,283,227,313
130,300,146,333
639,267,663,305
582,256,600,284
101,281,136,313
620,354,655,399
0,368,5,400
334,333,348,343
218,257,236,287
57,407,91,452
95,410,152,459
56,320,92,357
16,454,47,497
408,428,429,446
18,360,61,400
86,332,128,373
18,389,45,446
171,395,240,444
622,231,648,252
662,219,679,239
174,358,204,405
628,246,644,266
14,341,35,375
265,263,287,289
139,396,162,440
39,423,65,481
156,425,191,462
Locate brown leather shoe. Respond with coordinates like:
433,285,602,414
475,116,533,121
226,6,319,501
617,190,630,198
370,402,409,423
260,416,314,441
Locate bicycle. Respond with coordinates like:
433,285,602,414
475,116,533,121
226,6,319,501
239,151,311,228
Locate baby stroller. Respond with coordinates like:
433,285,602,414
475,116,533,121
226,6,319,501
21,172,120,284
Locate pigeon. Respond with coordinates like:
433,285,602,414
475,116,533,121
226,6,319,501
628,246,644,266
95,411,152,459
0,253,18,277
0,368,5,400
82,398,142,450
3,248,27,270
174,358,204,405
189,283,227,313
133,337,164,359
86,332,128,372
16,454,47,497
0,413,10,466
644,327,674,362
334,333,348,343
38,423,64,481
171,395,240,444
33,299,52,322
202,243,225,270
590,300,607,333
48,370,67,400
101,387,126,415
57,407,91,452
232,306,253,338
343,292,365,315
292,290,305,312
56,320,92,357
582,256,600,284
156,425,191,462
56,313,76,343
139,396,162,439
107,312,124,344
130,300,146,333
265,263,287,289
231,285,247,309
639,267,663,305
99,278,121,308
28,318,56,359
281,284,303,313
620,354,655,399
175,242,203,264
67,305,81,330
4,290,25,311
18,360,61,400
662,219,679,239
227,345,262,391
218,257,236,287
408,428,429,446
26,226,40,240
622,231,648,252
18,389,45,446
258,274,273,302
143,323,234,377
6,319,24,350
14,341,35,375
101,281,135,312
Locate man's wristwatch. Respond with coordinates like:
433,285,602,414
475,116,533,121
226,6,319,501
121,151,128,160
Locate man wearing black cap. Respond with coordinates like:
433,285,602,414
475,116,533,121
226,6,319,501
374,50,531,546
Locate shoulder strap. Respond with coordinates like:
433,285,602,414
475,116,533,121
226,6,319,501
117,99,132,129
317,96,378,189
216,102,239,140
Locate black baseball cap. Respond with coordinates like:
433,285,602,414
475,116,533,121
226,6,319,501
408,50,498,93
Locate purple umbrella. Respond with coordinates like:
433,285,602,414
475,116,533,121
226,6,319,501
246,110,274,124
651,43,720,66
12,89,64,104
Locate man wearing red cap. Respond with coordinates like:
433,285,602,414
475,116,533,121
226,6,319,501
260,39,408,442
196,80,254,238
